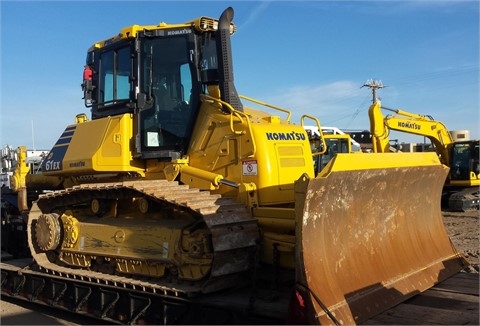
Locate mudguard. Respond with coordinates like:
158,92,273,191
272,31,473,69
294,153,468,325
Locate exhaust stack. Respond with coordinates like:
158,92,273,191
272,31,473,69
216,7,243,112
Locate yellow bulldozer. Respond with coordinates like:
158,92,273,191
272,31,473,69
10,7,468,324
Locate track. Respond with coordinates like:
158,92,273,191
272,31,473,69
27,180,259,296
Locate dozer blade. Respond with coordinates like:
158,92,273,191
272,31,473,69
294,153,468,325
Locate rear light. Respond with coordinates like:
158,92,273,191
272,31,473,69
286,289,308,325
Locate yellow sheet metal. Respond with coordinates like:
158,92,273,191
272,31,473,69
295,153,468,325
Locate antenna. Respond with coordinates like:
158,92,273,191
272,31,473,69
361,79,385,103
31,120,35,151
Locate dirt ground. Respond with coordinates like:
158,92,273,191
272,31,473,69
442,209,479,271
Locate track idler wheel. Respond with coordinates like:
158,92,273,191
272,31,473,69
35,213,61,251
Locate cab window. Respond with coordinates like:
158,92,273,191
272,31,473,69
99,46,130,105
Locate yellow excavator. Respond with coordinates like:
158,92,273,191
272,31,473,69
368,98,479,211
10,7,468,324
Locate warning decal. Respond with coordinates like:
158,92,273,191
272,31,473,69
242,160,258,176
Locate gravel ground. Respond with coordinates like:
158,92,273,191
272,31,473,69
442,209,479,271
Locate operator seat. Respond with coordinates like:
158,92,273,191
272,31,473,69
156,84,178,112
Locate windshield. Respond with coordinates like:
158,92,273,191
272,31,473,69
451,142,479,180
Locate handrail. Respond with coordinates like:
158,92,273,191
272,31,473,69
239,95,292,122
200,94,256,156
301,114,327,155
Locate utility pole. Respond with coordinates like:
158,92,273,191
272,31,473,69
362,79,385,103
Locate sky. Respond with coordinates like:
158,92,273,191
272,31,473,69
1,0,479,150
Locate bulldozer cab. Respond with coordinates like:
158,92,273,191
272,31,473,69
306,128,352,175
314,135,351,174
81,22,224,161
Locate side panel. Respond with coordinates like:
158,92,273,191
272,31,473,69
42,114,144,176
248,123,314,205
187,103,315,206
